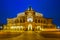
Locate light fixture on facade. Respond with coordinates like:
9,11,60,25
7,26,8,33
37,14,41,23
11,26,23,29
27,18,33,22
0,26,2,29
57,26,60,29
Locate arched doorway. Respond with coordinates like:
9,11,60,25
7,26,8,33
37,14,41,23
36,26,41,31
28,24,32,31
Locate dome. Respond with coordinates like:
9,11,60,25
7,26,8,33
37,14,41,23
17,6,43,17
17,12,25,17
35,12,43,17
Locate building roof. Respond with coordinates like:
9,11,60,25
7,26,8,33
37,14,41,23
17,7,43,17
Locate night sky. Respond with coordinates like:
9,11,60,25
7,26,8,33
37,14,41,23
0,0,60,26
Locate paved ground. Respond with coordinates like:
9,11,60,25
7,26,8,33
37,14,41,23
0,31,60,40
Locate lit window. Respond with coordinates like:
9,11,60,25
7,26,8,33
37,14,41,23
27,18,33,22
57,26,60,29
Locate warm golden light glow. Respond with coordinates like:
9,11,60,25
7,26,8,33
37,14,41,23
2,7,56,32
27,18,33,22
28,24,32,30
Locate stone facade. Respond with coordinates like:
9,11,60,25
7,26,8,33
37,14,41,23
3,7,56,31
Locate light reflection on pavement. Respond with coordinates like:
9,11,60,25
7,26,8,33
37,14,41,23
0,31,60,40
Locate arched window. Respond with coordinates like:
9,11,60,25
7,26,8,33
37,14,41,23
20,19,22,23
35,19,37,23
15,19,19,23
41,20,42,23
23,19,25,23
44,20,46,23
38,20,40,23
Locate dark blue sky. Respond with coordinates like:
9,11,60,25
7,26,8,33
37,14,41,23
0,0,60,26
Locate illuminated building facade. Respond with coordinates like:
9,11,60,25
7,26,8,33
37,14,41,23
3,7,56,31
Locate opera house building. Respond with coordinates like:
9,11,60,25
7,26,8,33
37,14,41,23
3,7,57,32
